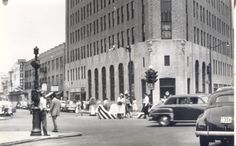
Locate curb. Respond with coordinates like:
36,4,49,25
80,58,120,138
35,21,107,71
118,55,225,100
0,132,82,146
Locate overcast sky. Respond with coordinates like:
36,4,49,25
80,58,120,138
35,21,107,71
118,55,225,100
0,0,65,74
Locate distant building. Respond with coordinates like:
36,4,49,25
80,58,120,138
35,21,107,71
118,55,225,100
0,72,9,98
7,59,26,105
65,0,234,106
24,43,65,101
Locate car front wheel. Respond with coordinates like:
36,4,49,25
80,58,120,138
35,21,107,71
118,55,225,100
200,136,209,146
159,115,170,126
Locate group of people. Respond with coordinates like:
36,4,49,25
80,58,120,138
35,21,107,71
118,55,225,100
116,91,138,119
39,91,61,136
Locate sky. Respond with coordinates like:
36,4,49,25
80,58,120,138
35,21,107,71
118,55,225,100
0,0,65,74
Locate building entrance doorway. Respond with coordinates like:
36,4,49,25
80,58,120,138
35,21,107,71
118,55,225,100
160,78,176,101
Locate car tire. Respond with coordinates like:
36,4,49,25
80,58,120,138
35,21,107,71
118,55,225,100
159,115,170,126
200,136,209,146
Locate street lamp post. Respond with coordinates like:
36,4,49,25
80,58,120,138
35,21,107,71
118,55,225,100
30,46,42,136
208,42,229,93
125,45,132,104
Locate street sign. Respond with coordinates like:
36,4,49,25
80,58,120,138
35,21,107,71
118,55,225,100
41,83,47,91
147,83,155,90
51,86,59,92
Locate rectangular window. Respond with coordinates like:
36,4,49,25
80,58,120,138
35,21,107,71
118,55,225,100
104,15,106,30
108,13,111,28
117,8,120,25
112,11,115,27
90,43,92,56
121,6,124,23
104,38,107,52
127,29,130,45
161,0,172,39
117,33,120,48
131,1,134,19
126,3,130,21
112,34,115,46
97,41,99,54
131,27,135,44
101,39,103,53
100,17,103,32
164,56,170,66
121,31,124,47
96,19,99,33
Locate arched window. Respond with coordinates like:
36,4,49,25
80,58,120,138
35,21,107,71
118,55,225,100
110,65,115,101
88,70,92,98
202,62,206,93
118,63,124,94
128,61,135,98
195,60,199,93
94,68,99,100
102,67,106,100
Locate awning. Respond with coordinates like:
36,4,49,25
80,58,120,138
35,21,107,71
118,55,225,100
45,92,54,98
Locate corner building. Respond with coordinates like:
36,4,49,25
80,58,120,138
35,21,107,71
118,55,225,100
65,0,234,107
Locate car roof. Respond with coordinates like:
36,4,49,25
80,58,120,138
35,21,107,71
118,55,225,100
169,94,209,98
208,88,234,105
216,86,234,92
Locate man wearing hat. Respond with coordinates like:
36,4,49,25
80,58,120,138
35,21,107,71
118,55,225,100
49,92,61,132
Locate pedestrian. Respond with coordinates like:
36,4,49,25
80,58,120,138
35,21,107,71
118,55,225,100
124,91,132,118
49,92,61,132
76,100,82,116
142,94,150,119
103,98,109,111
39,91,50,136
117,93,125,119
132,98,138,112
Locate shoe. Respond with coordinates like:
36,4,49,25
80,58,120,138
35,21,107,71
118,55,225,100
44,134,50,136
52,130,58,132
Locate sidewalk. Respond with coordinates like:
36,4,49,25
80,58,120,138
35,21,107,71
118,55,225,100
0,131,82,146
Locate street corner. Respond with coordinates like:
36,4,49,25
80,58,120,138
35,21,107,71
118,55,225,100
0,131,82,146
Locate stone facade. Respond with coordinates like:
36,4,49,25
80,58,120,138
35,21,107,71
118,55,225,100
65,0,233,108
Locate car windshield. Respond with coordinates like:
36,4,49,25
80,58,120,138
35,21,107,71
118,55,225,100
215,94,234,104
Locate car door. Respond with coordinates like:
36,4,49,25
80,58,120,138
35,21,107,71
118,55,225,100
173,97,191,120
188,96,207,120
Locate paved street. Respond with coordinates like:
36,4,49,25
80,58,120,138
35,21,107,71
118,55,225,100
0,109,230,146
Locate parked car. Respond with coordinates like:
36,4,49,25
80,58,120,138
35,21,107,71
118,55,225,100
149,94,208,126
60,100,67,112
0,100,16,116
65,100,76,113
195,88,234,146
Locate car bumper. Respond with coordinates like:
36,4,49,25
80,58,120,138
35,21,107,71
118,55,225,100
195,131,234,137
67,108,76,111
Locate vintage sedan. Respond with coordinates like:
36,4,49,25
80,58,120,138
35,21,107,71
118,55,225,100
195,88,234,146
149,94,207,126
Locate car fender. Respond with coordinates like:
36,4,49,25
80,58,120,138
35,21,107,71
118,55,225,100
150,108,174,121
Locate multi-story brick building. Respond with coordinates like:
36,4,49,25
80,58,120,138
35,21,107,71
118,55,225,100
24,43,65,101
65,0,234,107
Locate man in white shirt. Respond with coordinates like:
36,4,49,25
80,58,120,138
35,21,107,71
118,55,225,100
39,91,50,136
142,94,150,119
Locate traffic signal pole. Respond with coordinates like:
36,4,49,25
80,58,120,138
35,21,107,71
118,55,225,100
145,67,158,105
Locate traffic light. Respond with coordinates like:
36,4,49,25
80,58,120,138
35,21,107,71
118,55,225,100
145,68,158,83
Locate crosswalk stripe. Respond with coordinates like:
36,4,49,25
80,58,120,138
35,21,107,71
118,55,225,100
97,105,116,119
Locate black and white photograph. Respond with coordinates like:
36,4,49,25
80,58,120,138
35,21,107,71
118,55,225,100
0,0,235,146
